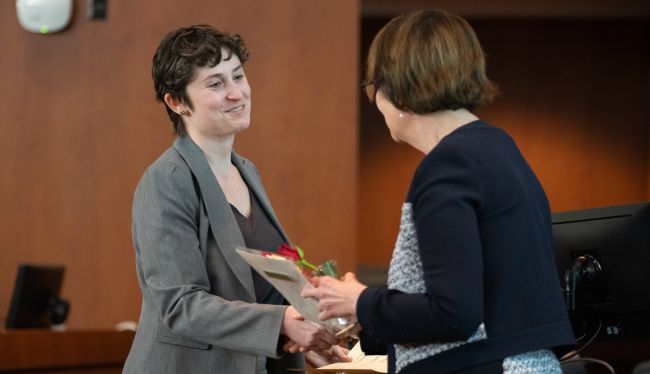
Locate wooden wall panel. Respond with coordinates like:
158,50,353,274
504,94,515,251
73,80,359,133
0,0,358,329
363,0,650,18
358,18,649,266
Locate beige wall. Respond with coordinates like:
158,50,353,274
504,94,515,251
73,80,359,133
0,0,359,329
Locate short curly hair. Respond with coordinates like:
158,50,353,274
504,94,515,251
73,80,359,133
365,9,498,114
152,25,249,135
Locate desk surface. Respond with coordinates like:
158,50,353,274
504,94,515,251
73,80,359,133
0,329,134,372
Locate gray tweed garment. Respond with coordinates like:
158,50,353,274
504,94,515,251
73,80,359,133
387,203,561,373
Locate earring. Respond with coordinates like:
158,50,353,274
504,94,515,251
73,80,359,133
399,112,405,118
179,109,188,116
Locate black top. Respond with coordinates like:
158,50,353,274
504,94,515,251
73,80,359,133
231,191,285,306
356,120,575,373
232,190,294,373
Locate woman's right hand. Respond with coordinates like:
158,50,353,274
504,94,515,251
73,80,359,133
280,306,338,351
300,272,367,321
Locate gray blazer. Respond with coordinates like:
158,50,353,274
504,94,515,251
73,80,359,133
124,136,304,373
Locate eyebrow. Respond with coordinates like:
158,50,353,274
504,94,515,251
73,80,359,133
202,65,243,82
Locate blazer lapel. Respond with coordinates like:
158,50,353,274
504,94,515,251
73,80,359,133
173,136,255,299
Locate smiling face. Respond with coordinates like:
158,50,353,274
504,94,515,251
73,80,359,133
181,51,251,142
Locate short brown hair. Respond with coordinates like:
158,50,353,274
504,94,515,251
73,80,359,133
365,9,498,113
152,25,249,135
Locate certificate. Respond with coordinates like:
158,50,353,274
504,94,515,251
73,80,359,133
236,246,349,331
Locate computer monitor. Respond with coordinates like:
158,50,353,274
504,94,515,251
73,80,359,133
552,202,650,341
5,264,68,329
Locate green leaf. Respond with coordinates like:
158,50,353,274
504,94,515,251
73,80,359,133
319,260,339,277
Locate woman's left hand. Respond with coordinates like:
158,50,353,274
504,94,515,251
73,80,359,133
282,339,352,366
301,272,367,320
304,344,352,367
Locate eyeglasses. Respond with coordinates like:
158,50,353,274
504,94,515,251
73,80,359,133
361,79,381,103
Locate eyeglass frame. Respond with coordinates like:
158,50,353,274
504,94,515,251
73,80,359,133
361,79,381,103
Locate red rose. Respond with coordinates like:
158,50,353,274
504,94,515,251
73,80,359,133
277,243,321,274
278,243,301,261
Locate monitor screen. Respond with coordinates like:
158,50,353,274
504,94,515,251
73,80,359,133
552,202,650,341
5,264,66,329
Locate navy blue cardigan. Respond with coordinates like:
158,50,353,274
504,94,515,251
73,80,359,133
356,120,575,373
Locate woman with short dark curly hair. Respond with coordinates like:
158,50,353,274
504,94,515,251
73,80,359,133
124,25,347,373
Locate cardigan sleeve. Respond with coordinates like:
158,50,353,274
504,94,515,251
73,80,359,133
356,141,485,344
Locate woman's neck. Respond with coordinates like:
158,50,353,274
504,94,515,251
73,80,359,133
189,134,235,178
404,108,478,154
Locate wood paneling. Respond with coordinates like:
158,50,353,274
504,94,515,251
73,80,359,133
0,329,134,373
363,0,650,18
0,0,358,329
358,17,649,266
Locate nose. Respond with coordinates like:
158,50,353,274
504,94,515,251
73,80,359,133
226,82,245,100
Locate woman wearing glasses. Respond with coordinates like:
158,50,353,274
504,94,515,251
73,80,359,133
302,9,575,373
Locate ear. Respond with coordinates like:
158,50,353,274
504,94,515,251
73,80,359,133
163,93,186,115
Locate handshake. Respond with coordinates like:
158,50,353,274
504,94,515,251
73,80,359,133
236,247,369,367
281,272,368,367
